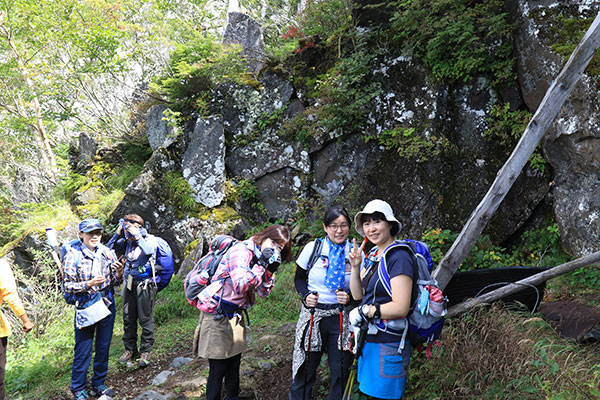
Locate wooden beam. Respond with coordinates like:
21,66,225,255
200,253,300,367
433,12,600,290
446,251,600,318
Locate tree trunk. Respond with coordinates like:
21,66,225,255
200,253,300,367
1,19,58,179
433,12,600,291
446,252,600,318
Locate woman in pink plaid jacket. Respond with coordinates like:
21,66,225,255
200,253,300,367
194,224,292,400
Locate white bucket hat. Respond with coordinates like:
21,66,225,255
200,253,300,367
354,199,402,237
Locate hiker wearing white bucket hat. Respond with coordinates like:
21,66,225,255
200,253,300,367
348,199,415,400
353,199,402,238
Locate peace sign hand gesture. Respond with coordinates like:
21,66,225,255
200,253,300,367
348,238,365,270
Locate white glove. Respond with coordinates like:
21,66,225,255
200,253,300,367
349,307,363,328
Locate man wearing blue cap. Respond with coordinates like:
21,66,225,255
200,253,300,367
63,218,124,400
107,213,173,368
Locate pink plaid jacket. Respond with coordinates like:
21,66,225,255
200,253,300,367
197,238,275,313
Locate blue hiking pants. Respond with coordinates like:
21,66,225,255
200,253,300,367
70,303,116,393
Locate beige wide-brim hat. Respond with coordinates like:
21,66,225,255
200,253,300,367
354,199,402,237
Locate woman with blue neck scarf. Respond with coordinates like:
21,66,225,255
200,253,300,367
289,206,359,400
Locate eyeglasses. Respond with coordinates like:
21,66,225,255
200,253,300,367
327,223,349,231
87,230,103,237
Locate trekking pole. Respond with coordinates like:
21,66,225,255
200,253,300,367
45,228,64,278
337,298,345,394
303,292,317,400
342,321,368,400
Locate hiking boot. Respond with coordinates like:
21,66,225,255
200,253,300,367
118,349,138,364
138,352,151,367
90,384,115,397
73,389,89,400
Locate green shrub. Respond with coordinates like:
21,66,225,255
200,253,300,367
164,170,201,217
282,34,381,142
298,0,354,42
390,0,515,83
62,171,87,195
0,200,74,251
485,102,546,172
364,126,442,162
151,35,247,116
421,223,569,272
5,251,73,397
105,163,144,190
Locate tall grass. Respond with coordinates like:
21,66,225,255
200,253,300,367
406,303,600,399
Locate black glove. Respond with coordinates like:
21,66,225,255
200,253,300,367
259,247,281,273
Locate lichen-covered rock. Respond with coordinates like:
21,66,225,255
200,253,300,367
222,12,265,74
260,69,294,111
182,116,226,208
69,132,98,172
347,49,550,242
311,133,382,205
227,135,311,181
514,0,600,255
211,81,262,139
110,149,203,266
254,167,309,221
0,166,47,205
146,104,177,151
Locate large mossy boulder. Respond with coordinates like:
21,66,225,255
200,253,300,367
514,0,600,255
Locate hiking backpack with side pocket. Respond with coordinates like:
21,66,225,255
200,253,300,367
145,234,174,292
184,235,239,309
60,239,84,305
376,239,447,352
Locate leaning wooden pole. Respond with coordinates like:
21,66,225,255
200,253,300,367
433,12,600,291
446,251,600,318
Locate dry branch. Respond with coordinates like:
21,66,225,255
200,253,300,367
433,12,600,290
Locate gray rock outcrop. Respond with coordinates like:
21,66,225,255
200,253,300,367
146,104,177,151
69,132,98,172
110,148,204,266
222,12,265,74
514,0,600,255
182,116,226,208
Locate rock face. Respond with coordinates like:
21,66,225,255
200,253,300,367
182,116,226,208
222,12,265,74
146,104,177,151
514,0,600,255
69,132,98,172
109,3,599,262
1,166,47,205
110,149,204,266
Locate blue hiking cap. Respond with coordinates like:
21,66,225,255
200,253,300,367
79,218,103,233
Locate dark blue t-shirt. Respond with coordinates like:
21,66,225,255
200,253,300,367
361,247,415,343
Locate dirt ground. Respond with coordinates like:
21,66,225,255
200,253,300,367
50,323,298,400
47,289,600,400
